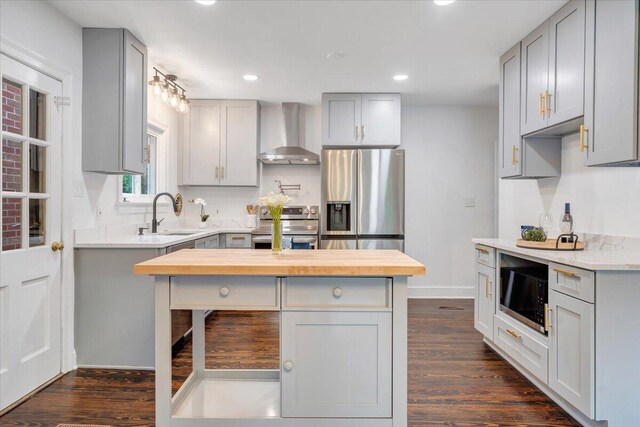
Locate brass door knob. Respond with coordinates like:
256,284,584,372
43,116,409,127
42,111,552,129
51,241,64,252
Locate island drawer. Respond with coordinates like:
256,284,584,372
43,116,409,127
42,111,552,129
549,263,594,303
282,277,391,310
494,314,548,384
170,276,279,310
475,245,495,268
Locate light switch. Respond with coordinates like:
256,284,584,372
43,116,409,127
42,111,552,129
464,198,476,208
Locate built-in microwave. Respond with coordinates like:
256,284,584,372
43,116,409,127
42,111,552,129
499,266,548,334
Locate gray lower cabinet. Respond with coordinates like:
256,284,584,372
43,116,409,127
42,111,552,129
520,0,586,136
474,262,495,339
548,289,595,418
281,311,392,418
82,28,147,174
584,0,640,166
195,234,219,249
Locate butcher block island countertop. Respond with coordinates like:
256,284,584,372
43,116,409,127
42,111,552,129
133,248,426,276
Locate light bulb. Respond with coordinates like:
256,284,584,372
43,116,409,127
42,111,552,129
170,89,179,107
153,84,162,96
160,84,170,102
177,95,189,113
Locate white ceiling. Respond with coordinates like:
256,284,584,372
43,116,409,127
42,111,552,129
50,0,564,106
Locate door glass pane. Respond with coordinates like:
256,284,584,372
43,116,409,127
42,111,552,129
2,138,23,192
2,197,23,251
29,144,46,193
2,78,23,134
29,89,46,140
28,198,46,247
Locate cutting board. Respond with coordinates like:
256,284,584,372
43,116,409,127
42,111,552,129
516,239,585,251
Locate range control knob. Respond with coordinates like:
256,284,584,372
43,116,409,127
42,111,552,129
261,208,268,215
310,208,318,215
303,208,310,214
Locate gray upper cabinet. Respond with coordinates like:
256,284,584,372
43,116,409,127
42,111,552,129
322,93,401,147
82,28,147,174
521,22,550,135
584,0,639,166
322,93,361,146
547,0,585,127
179,99,259,186
500,43,523,178
520,0,586,136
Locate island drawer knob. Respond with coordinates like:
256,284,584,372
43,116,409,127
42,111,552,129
283,360,294,371
219,286,230,297
333,287,343,298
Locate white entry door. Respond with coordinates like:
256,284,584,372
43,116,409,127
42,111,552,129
1,53,63,410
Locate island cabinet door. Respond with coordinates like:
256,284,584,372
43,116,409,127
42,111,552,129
281,311,392,418
474,263,495,339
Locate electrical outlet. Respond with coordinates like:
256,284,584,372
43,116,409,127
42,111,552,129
72,179,85,197
464,198,476,208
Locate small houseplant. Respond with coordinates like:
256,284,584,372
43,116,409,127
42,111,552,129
190,198,209,228
258,192,291,254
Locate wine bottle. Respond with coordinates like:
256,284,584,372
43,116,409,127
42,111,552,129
560,203,573,236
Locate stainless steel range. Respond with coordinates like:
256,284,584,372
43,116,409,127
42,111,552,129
251,205,319,250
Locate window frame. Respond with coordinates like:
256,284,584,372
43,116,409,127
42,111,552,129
116,119,168,208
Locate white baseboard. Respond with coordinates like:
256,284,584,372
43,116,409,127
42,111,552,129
408,286,474,299
76,364,154,371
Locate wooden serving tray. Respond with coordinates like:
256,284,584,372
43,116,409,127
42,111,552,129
516,239,585,251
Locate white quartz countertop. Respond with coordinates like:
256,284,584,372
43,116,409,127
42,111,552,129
473,238,640,271
75,227,254,249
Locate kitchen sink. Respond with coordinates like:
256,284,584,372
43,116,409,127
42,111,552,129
160,231,199,236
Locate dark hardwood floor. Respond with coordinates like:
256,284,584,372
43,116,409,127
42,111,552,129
0,299,579,426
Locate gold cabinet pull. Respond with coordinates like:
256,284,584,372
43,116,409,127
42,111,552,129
476,247,489,254
538,92,544,116
355,125,359,141
545,90,552,116
215,166,219,178
506,329,521,339
51,241,64,252
544,303,553,331
553,268,576,278
512,145,519,165
485,278,493,298
579,125,589,152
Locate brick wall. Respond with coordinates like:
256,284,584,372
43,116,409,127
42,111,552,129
2,78,23,251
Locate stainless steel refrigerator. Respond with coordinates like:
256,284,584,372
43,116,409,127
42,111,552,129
321,149,405,251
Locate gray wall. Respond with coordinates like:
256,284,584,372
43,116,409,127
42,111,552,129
402,106,498,297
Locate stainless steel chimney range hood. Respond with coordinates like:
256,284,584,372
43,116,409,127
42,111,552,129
258,102,320,165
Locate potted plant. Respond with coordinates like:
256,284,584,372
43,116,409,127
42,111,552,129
190,198,209,228
258,192,291,254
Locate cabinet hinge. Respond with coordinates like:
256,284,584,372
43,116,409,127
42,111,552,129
54,96,71,108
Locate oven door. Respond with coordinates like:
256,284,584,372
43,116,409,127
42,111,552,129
499,268,548,334
252,235,318,250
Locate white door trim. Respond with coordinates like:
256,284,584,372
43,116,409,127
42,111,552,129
1,36,76,372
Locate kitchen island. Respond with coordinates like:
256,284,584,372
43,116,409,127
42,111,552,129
134,249,425,427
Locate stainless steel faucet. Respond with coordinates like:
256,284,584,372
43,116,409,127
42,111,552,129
152,192,183,233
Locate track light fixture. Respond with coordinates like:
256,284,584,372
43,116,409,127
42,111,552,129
148,67,190,114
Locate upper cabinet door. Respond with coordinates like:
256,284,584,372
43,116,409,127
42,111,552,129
585,0,639,166
181,100,221,185
322,93,362,146
360,93,401,146
547,0,586,127
500,43,523,178
219,100,259,186
521,21,550,135
82,29,147,174
122,31,147,174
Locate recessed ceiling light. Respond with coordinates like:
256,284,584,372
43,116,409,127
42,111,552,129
243,74,259,81
326,52,346,61
393,74,409,81
195,0,216,5
434,0,456,5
